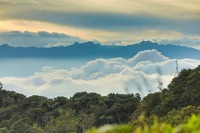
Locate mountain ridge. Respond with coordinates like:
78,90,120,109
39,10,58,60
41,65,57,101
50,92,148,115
0,41,200,60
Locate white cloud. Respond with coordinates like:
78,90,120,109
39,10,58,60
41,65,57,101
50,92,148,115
1,49,200,98
128,49,169,66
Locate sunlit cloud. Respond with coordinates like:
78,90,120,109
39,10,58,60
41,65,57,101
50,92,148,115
0,0,199,48
0,20,114,41
1,0,200,18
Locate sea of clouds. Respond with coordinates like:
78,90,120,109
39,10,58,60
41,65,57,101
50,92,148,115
1,49,200,98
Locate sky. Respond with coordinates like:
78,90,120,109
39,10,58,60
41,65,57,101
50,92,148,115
0,0,200,98
0,0,200,48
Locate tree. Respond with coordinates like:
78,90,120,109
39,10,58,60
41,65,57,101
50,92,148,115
10,119,32,133
44,109,79,133
0,82,3,90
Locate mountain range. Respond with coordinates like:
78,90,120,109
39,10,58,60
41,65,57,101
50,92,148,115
0,41,200,59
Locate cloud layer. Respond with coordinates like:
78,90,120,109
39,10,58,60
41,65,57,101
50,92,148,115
1,0,200,19
3,11,200,34
1,49,200,98
0,31,85,47
0,0,200,48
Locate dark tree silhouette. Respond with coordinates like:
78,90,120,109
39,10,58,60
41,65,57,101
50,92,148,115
0,82,3,90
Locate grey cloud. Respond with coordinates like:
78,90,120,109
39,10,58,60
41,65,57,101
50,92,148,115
157,36,200,49
0,31,85,47
4,10,200,34
26,76,46,86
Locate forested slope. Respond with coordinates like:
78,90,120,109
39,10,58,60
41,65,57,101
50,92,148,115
1,65,200,132
0,89,140,132
131,65,200,126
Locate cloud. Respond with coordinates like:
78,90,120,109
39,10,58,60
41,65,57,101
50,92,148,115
0,31,85,47
127,49,169,66
0,0,200,49
1,0,200,19
1,0,200,35
157,36,200,50
2,11,200,35
1,49,200,98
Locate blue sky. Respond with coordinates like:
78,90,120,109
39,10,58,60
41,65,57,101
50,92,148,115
0,0,200,48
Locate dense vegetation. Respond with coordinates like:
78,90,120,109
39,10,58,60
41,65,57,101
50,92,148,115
0,65,200,132
131,66,200,126
0,89,140,132
87,114,200,133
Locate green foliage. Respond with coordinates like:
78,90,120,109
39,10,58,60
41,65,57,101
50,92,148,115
44,109,79,132
132,65,200,121
9,119,32,133
179,114,200,133
87,114,200,133
105,125,131,133
1,65,200,132
69,92,140,126
0,127,9,133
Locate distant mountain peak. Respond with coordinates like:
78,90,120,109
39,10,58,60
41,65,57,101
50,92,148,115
73,41,95,45
73,42,80,45
139,41,158,45
0,44,10,48
72,41,101,47
86,41,95,45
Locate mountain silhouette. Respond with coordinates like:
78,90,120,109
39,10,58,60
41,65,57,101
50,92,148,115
0,41,200,59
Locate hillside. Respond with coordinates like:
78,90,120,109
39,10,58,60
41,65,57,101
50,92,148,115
0,41,200,59
0,65,200,132
131,65,200,125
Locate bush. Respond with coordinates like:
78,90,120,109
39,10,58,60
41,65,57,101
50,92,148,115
86,114,200,133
